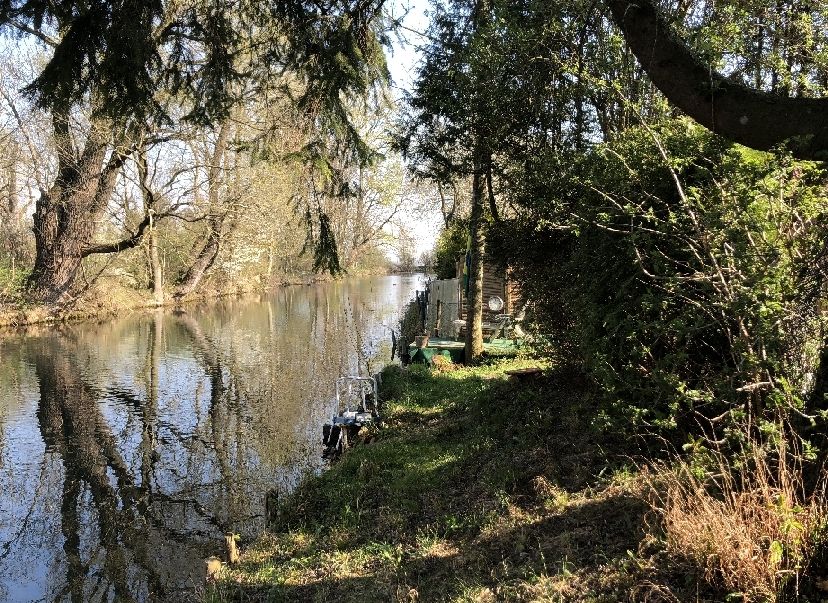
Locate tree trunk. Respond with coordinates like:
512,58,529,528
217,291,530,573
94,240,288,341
137,148,164,305
464,0,492,364
148,224,163,305
173,122,230,299
465,149,487,363
30,184,101,301
27,113,128,302
173,215,224,298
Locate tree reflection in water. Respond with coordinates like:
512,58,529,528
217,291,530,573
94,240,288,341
0,275,422,602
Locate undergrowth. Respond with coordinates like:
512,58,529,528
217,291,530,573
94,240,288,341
653,442,828,602
208,359,828,602
0,261,29,305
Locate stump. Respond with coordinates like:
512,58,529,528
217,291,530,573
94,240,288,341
225,533,240,565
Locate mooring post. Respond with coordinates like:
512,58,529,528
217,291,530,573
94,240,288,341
225,533,240,565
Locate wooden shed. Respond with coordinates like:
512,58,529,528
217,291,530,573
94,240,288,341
454,255,522,323
424,255,522,339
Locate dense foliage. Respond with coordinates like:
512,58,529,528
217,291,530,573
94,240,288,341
432,219,467,280
498,119,828,445
0,1,422,306
406,0,828,453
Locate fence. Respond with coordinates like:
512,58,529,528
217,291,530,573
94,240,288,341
425,278,461,338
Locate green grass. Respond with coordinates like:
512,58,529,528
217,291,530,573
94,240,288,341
206,358,701,602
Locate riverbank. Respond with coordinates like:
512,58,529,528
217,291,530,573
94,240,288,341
205,359,708,602
209,358,828,602
0,271,362,329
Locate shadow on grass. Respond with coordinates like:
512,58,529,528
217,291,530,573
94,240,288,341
212,362,656,602
213,492,650,602
404,493,650,602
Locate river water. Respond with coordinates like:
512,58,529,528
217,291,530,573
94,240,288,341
0,275,423,602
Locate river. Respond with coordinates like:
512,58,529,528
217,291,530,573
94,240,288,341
0,274,423,602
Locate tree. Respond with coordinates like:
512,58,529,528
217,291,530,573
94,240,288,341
402,0,637,360
0,0,392,301
173,119,234,298
604,0,828,416
399,0,497,361
606,0,828,160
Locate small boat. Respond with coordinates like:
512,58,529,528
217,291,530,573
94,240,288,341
322,376,379,460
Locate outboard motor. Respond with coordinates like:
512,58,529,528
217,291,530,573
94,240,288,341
322,423,343,459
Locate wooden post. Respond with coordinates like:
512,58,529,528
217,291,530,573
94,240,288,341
225,533,240,565
435,300,442,337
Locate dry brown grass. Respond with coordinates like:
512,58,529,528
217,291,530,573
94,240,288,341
430,354,457,372
652,442,827,601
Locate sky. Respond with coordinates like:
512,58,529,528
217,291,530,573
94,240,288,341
383,0,445,262
386,0,432,95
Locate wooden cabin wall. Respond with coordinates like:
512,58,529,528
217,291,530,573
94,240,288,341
451,254,525,326
505,271,525,316
459,262,507,322
426,278,461,336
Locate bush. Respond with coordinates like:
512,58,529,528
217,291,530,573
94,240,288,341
0,259,30,303
432,220,468,280
654,442,827,601
378,364,405,402
500,118,828,444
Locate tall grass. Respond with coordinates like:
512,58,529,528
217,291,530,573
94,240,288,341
652,441,827,601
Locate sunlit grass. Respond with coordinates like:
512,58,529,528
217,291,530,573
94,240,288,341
207,357,689,602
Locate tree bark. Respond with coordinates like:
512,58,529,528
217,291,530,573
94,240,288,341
174,215,225,298
464,0,492,363
606,0,828,160
465,149,487,363
148,224,164,304
28,112,131,301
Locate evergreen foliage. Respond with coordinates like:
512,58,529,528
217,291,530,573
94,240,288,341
0,0,390,127
432,219,467,280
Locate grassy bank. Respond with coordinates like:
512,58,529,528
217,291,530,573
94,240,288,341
209,358,828,602
207,359,703,602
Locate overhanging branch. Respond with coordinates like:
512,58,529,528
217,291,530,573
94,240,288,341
606,0,828,160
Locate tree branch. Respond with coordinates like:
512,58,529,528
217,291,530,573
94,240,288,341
81,212,154,257
606,0,828,160
7,18,59,47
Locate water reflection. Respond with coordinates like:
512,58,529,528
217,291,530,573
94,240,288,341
0,275,422,602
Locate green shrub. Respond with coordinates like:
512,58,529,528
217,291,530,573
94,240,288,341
500,118,828,445
432,220,468,280
378,364,406,402
0,259,30,303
